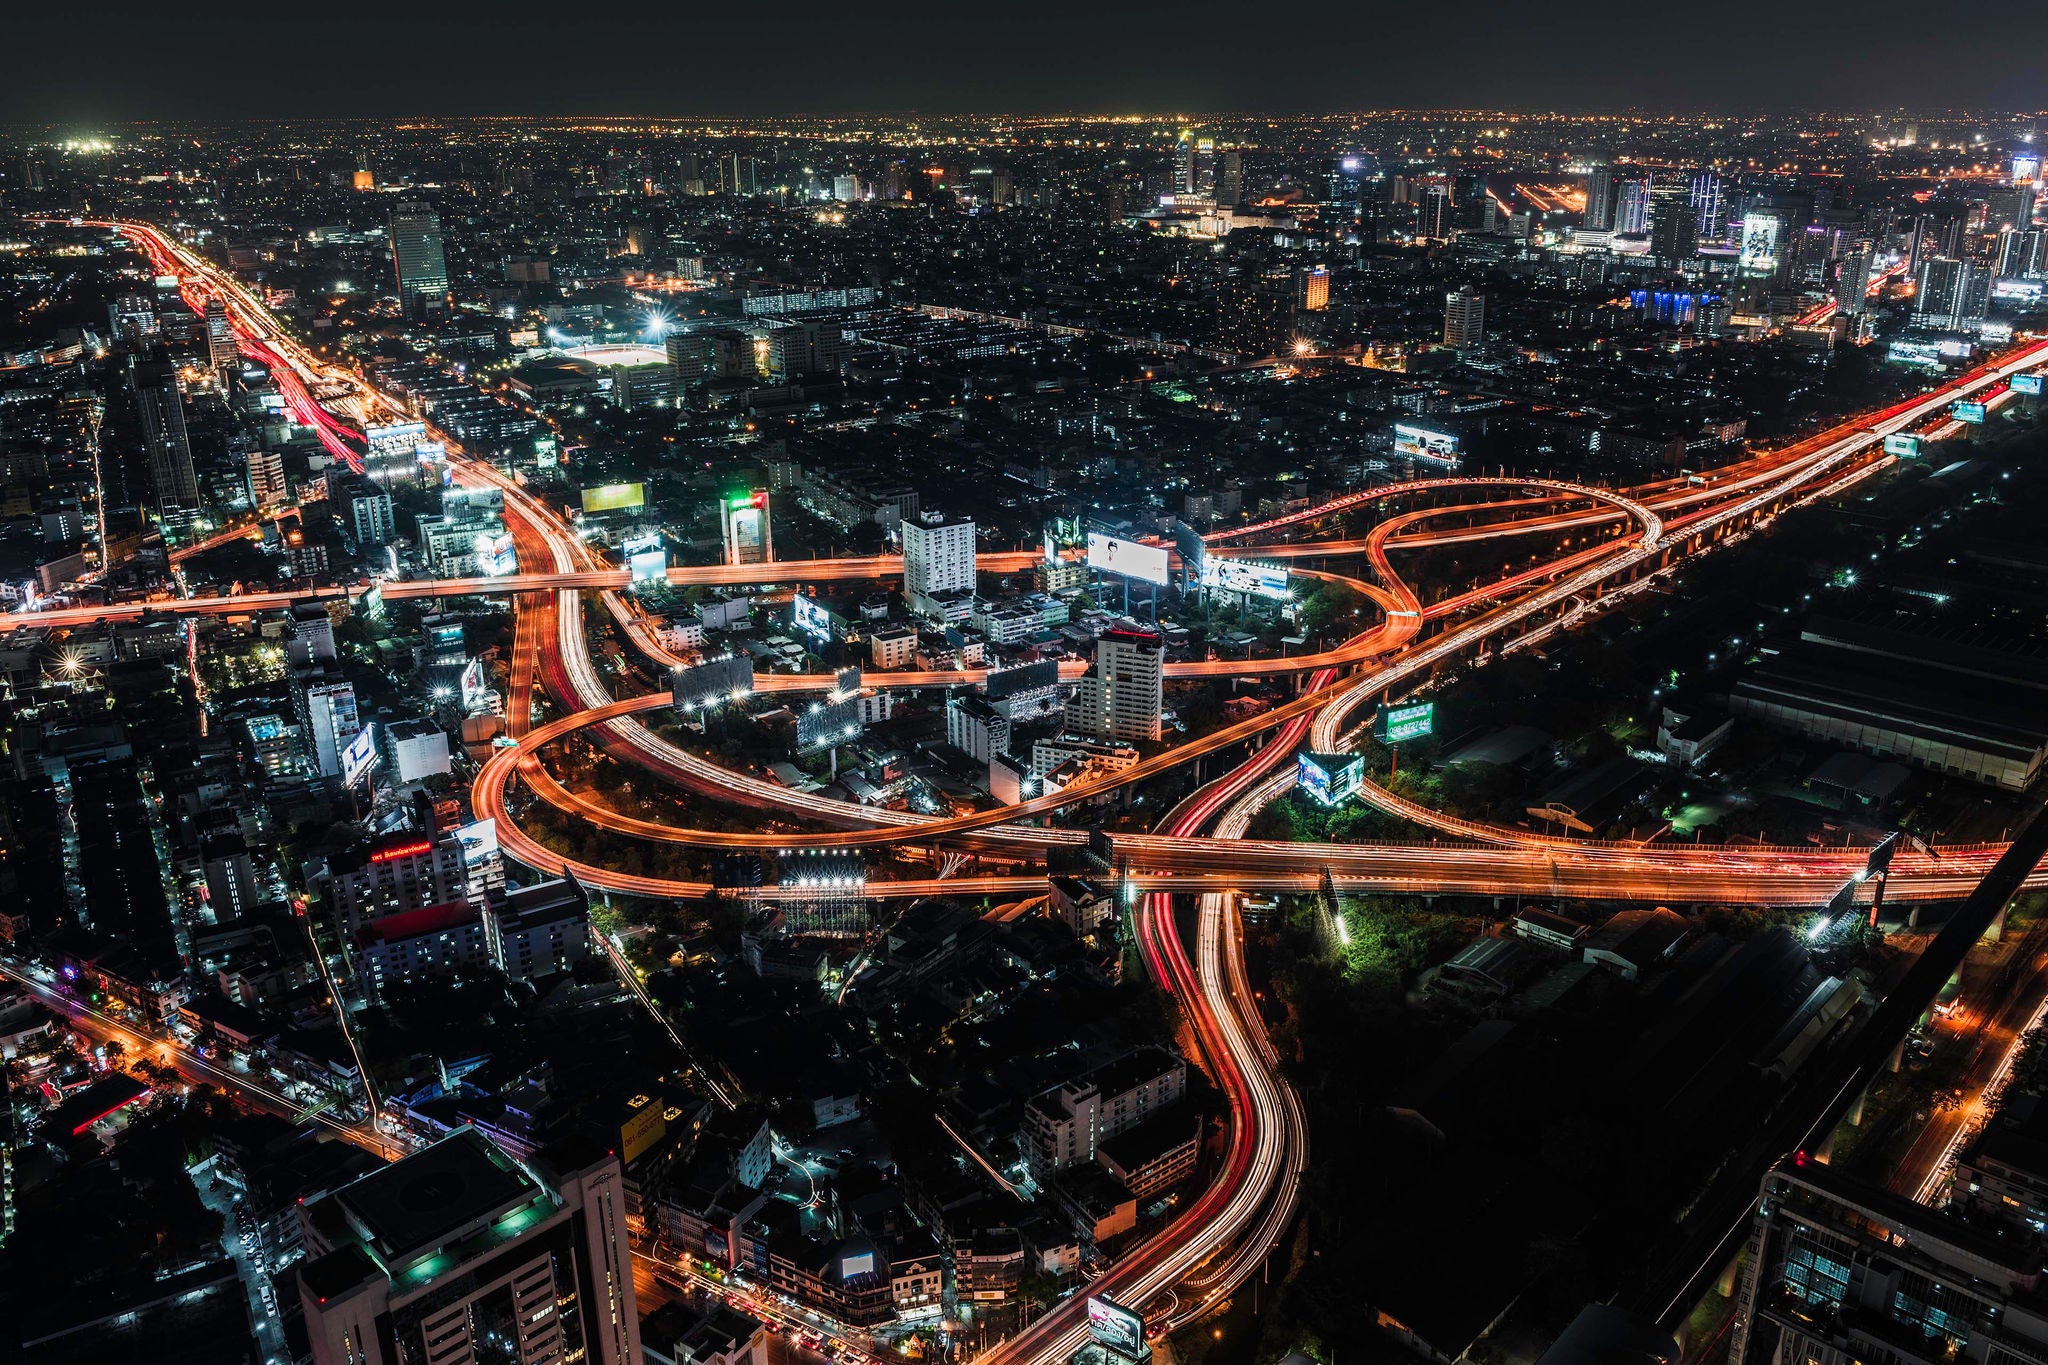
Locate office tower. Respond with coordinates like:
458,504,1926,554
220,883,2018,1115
1074,629,1165,743
204,297,237,371
1614,179,1652,235
719,154,758,196
1729,1158,2048,1365
247,446,286,509
1173,131,1197,196
1689,168,1723,241
1444,287,1486,348
389,201,449,319
128,354,199,515
288,604,338,666
108,292,157,344
297,1126,640,1365
720,490,773,566
1915,257,1990,330
902,515,976,619
1998,228,2045,278
1834,243,1875,314
351,149,374,192
294,674,361,778
1584,166,1616,231
346,487,396,545
1293,265,1330,313
1650,181,1697,261
1218,149,1243,206
1420,184,1455,239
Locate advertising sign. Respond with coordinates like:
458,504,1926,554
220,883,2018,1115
1202,559,1291,600
1086,1297,1146,1359
2013,373,2043,396
1296,751,1364,808
622,531,667,583
1172,522,1208,581
1086,533,1169,586
1392,424,1462,464
460,656,490,710
1952,400,1987,425
791,593,835,640
797,696,862,750
580,482,646,514
987,658,1060,701
474,530,517,576
672,654,754,710
1374,700,1436,744
341,722,378,789
1739,213,1781,274
1882,433,1924,458
453,818,499,868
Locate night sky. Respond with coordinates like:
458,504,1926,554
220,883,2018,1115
1,0,2040,124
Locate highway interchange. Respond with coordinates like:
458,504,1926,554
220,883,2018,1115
32,218,2048,1362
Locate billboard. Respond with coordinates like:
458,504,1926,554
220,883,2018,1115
1738,213,1781,274
580,482,646,514
1202,559,1290,600
341,722,378,788
460,656,491,710
1952,400,1987,424
622,531,666,583
474,530,516,576
1171,522,1208,582
1086,533,1169,586
797,696,862,750
791,593,835,640
1882,433,1924,458
2013,373,2043,396
1392,424,1462,465
1296,751,1364,808
987,658,1060,701
1374,700,1436,744
1086,1297,1146,1359
365,422,430,485
673,654,753,710
1991,279,2045,306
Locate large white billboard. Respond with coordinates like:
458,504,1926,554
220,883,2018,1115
1393,424,1462,464
1086,533,1169,586
1202,559,1290,599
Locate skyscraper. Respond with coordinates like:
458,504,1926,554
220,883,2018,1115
1914,257,1990,331
1444,287,1486,348
1420,184,1455,240
902,515,976,620
1649,180,1698,260
1172,130,1197,196
294,674,362,778
1689,168,1724,241
204,297,237,371
1218,149,1243,207
1584,166,1616,232
297,1126,640,1365
1834,243,1875,314
389,201,449,319
127,354,199,516
1074,629,1165,743
1614,179,1652,235
720,490,773,566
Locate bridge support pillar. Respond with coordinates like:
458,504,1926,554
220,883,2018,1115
1717,1255,1740,1299
1987,903,2009,943
1889,1038,1906,1073
1815,1128,1836,1164
1848,1089,1866,1127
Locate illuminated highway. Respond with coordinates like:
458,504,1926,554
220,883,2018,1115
60,219,2048,1360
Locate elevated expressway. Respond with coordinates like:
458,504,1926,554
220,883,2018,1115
68,219,2048,1360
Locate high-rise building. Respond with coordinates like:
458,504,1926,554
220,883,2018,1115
1172,131,1198,196
109,293,157,345
1584,166,1616,232
902,515,976,619
1649,180,1698,260
1729,1157,2048,1365
293,673,361,778
297,1126,640,1365
389,201,449,319
719,154,759,196
1444,287,1486,348
319,830,471,941
204,297,237,371
720,490,773,566
1834,243,1875,314
1294,265,1330,313
1998,228,2045,278
1689,168,1724,241
346,486,397,545
1218,150,1243,207
1915,257,1990,331
246,446,287,509
1074,629,1164,742
1614,179,1652,235
1420,184,1455,240
128,354,199,516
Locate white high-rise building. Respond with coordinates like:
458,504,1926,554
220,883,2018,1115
204,298,237,371
1072,628,1165,743
1444,287,1486,349
390,200,450,319
295,676,360,778
902,515,976,620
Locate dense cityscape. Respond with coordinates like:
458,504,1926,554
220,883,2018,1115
0,95,2045,1365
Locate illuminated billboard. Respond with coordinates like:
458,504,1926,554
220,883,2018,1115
1392,424,1462,465
1374,700,1436,744
1202,559,1290,600
1739,213,1781,274
791,593,835,640
1952,400,1987,424
1991,279,2045,306
673,654,753,710
622,531,666,583
1086,1297,1146,1359
580,482,646,514
1086,533,1169,586
474,530,516,576
341,722,378,789
1296,751,1364,808
1882,433,1923,457
797,696,862,750
365,420,430,485
2014,373,2044,396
